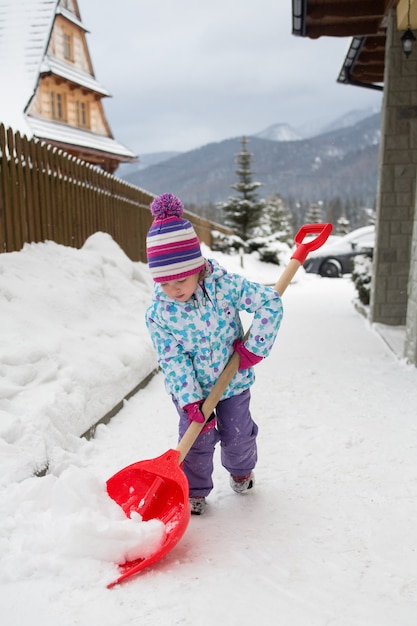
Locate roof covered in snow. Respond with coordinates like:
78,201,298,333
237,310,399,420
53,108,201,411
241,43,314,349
28,115,135,158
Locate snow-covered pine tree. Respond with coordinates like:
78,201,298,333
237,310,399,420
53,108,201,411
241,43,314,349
246,193,294,265
218,137,264,241
305,202,323,224
264,193,293,243
337,214,350,234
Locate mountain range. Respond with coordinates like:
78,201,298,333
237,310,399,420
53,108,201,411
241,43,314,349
120,108,381,207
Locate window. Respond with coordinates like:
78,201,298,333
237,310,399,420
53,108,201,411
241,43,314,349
50,91,67,122
76,100,90,129
63,32,73,61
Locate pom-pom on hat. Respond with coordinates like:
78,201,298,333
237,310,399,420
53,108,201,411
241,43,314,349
146,193,205,283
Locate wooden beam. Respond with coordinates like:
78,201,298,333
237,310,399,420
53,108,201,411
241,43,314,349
362,35,387,48
308,0,386,20
307,18,386,38
356,50,386,63
350,71,384,80
353,62,385,73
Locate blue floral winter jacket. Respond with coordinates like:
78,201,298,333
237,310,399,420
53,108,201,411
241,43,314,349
145,258,283,408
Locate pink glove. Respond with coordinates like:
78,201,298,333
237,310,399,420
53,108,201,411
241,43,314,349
184,401,205,423
184,401,216,432
233,339,263,370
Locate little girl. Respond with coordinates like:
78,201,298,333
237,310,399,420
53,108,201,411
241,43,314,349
145,193,283,515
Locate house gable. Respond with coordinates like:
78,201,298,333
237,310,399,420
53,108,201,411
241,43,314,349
0,0,136,173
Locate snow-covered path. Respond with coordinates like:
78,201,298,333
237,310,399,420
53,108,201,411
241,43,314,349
1,240,417,625
97,279,415,624
110,277,416,626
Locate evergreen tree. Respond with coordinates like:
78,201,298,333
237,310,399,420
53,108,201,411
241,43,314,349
305,201,323,223
326,196,343,226
218,136,264,241
262,194,293,243
337,214,350,234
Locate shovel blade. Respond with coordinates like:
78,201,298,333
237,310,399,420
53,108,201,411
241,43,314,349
106,448,190,588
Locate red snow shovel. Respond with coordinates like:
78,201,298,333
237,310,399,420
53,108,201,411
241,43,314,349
106,222,332,587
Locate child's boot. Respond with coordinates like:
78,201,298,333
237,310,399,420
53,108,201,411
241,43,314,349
189,496,207,515
230,472,255,494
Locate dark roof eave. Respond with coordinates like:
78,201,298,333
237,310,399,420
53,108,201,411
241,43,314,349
337,74,384,91
291,1,388,90
337,36,384,92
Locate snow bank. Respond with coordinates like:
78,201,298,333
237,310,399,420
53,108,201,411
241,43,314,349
0,233,157,481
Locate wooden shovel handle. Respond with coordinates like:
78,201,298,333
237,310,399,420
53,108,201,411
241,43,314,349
176,225,332,462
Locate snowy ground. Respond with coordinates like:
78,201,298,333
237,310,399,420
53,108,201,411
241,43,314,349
1,234,416,625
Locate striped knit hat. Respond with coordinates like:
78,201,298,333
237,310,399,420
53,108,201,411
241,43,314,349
146,193,205,283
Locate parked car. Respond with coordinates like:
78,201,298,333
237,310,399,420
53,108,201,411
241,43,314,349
303,226,375,278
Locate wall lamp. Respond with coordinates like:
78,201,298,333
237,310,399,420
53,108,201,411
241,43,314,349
401,0,416,58
401,28,416,57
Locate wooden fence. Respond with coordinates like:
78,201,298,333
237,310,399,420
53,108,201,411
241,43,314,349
0,123,230,262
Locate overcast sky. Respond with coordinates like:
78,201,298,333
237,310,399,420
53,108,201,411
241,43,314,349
80,0,383,156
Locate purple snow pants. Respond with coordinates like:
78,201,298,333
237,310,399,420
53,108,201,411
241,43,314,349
174,389,258,498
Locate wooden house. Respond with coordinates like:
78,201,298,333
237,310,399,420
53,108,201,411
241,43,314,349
0,0,137,173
